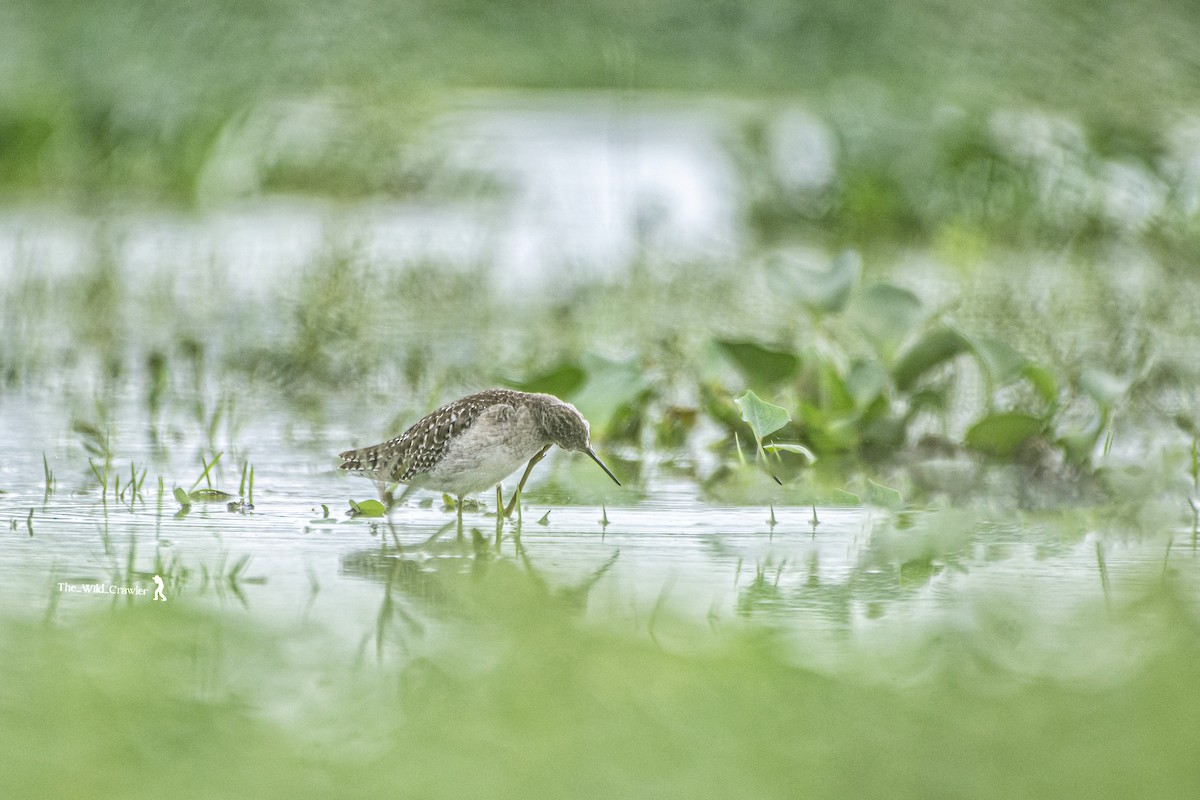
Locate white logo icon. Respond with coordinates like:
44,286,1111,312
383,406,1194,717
152,575,167,602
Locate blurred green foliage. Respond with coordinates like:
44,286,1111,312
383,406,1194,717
2,231,1195,507
4,570,1200,799
2,0,1200,201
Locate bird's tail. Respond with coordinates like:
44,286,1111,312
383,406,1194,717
337,441,405,479
337,445,375,473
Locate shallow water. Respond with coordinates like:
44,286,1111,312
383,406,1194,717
3,386,1194,666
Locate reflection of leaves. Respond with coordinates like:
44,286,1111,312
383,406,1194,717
898,555,942,588
715,340,800,388
174,486,237,505
189,488,236,502
965,413,1044,457
72,421,109,459
737,563,787,616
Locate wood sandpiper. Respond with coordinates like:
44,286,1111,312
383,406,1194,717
337,389,620,521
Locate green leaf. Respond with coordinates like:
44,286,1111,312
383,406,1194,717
762,442,817,463
970,335,1028,384
715,340,800,387
845,360,888,409
349,498,387,518
734,390,791,442
799,402,861,453
818,362,855,414
793,250,861,313
1023,364,1059,406
1059,422,1104,466
865,479,904,509
504,363,586,398
965,413,1044,457
851,283,924,357
831,489,861,505
1079,367,1127,410
568,355,647,438
172,486,190,507
892,327,971,391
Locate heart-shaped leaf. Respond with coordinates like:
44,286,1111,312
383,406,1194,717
734,390,791,442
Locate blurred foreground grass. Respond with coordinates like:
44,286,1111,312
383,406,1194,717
4,565,1200,799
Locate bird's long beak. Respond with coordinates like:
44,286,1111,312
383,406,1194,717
586,448,621,486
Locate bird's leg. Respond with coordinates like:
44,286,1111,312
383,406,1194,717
494,485,504,544
504,445,550,519
455,494,464,537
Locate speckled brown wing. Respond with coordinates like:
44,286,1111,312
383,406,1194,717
337,390,521,483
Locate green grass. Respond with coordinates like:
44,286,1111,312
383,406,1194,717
4,567,1200,799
